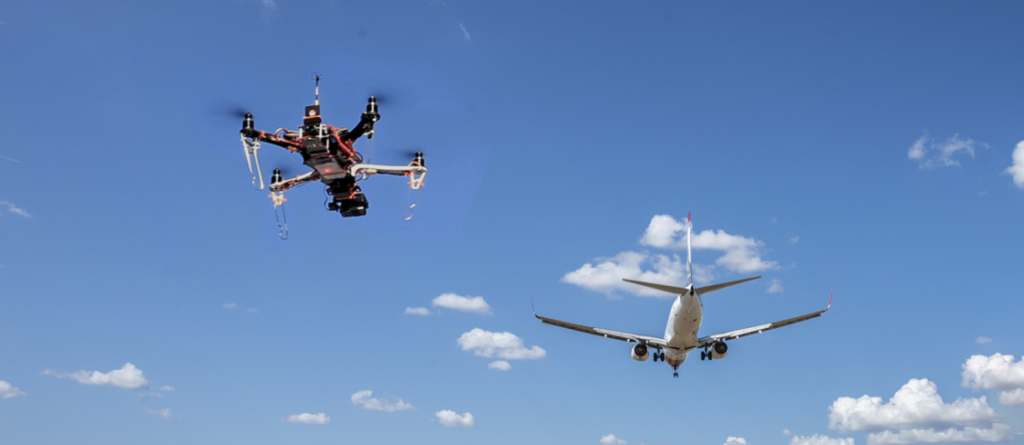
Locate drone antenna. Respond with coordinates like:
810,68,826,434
313,74,322,106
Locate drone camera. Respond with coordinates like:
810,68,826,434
303,105,321,125
339,193,369,218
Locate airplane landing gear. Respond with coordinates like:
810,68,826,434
672,365,679,378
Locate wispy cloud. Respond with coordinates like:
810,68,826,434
282,412,329,424
457,328,545,360
42,363,149,390
144,408,180,419
976,337,992,344
0,380,26,398
432,293,491,314
223,303,236,309
245,308,259,314
459,23,471,41
350,390,415,412
767,279,783,294
0,200,30,218
907,134,985,169
138,392,163,398
1005,141,1024,189
404,307,431,316
436,410,475,428
0,155,23,163
160,385,174,391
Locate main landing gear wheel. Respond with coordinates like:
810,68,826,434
701,351,705,360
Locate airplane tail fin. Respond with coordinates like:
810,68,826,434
686,212,693,287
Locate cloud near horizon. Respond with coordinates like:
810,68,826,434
1005,140,1024,189
432,293,492,314
282,412,329,424
0,380,26,398
961,353,1024,406
42,363,149,390
457,328,545,360
828,378,1010,445
350,390,415,412
436,410,475,428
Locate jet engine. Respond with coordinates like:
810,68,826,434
631,343,650,362
710,341,729,359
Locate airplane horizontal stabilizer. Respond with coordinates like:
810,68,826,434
695,276,761,295
622,279,690,295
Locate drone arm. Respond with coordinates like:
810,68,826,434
241,128,303,152
341,97,381,142
270,170,320,192
349,163,427,189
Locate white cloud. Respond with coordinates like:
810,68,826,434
144,408,179,419
997,388,1024,406
562,251,689,297
600,433,627,445
866,424,1011,445
404,307,431,316
790,434,855,445
640,214,688,248
975,337,992,344
161,386,174,391
725,437,747,445
784,429,795,436
436,410,475,428
1005,140,1024,189
961,353,1024,391
488,360,511,371
350,390,415,412
767,279,783,293
829,378,1001,433
459,23,471,41
44,363,149,390
245,308,259,314
907,134,984,169
0,380,26,398
640,215,778,273
457,328,545,360
223,302,236,309
0,200,30,218
432,294,491,315
282,412,329,424
908,136,927,160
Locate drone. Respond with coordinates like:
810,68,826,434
238,76,427,238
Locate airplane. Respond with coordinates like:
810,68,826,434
534,213,831,377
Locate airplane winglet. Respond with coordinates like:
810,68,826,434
827,287,833,310
530,293,537,317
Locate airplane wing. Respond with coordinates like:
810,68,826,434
697,289,832,347
534,313,670,349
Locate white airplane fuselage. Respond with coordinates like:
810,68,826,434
663,291,703,368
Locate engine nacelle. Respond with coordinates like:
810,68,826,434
709,341,729,359
631,343,650,362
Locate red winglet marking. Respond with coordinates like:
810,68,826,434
687,212,691,223
828,287,833,309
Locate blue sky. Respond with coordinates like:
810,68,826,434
1,1,1024,444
